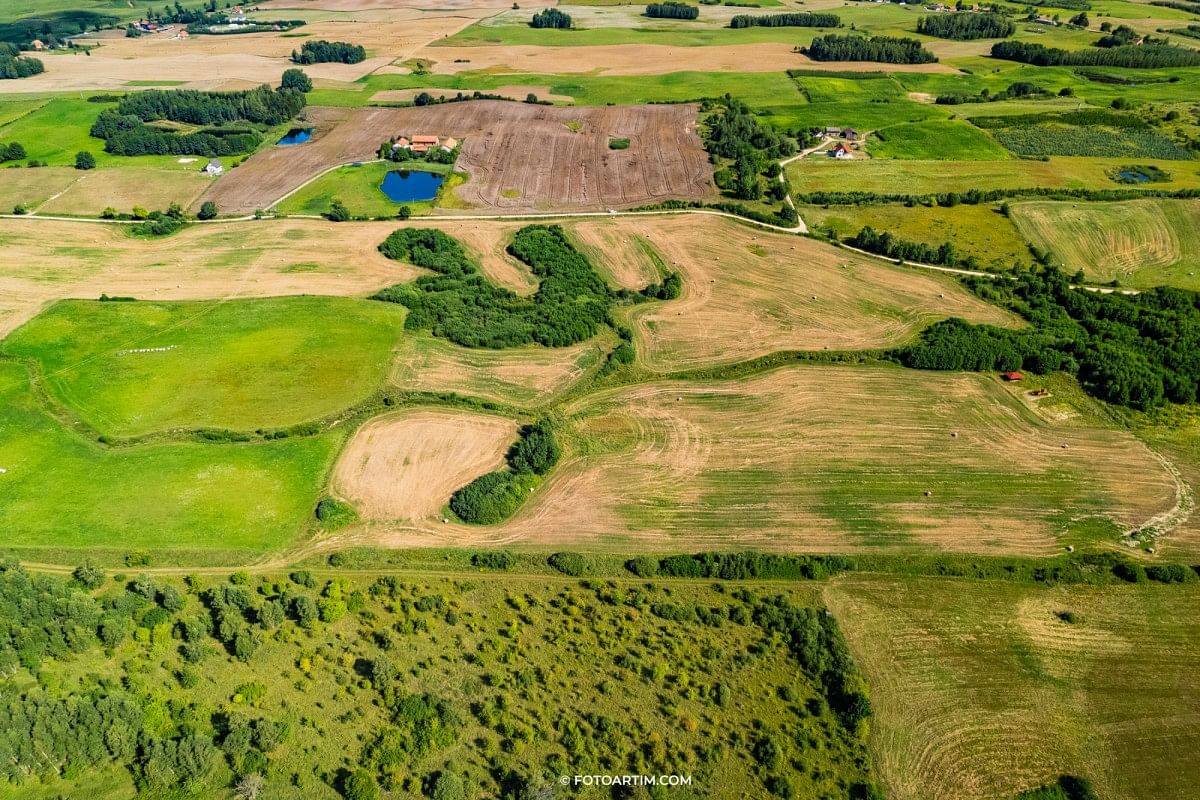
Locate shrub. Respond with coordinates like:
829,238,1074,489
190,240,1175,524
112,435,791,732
626,556,660,577
74,151,96,170
197,200,218,220
470,551,518,570
547,551,594,576
315,496,357,529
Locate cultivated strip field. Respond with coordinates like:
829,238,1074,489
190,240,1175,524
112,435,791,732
570,216,1016,370
356,366,1176,553
332,409,516,520
201,101,715,214
1010,199,1200,290
827,576,1200,800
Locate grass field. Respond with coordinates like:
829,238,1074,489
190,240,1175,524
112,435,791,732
0,360,337,555
868,120,1011,161
801,203,1032,270
0,297,407,438
0,165,79,212
787,156,1200,196
1009,199,1200,290
274,160,458,217
36,166,215,216
352,365,1176,553
827,575,1200,800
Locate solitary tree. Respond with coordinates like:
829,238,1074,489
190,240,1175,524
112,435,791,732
326,198,350,222
75,150,96,170
197,200,218,220
280,67,312,93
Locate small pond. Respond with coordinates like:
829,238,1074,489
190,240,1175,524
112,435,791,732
380,169,444,202
277,128,313,145
1116,170,1151,183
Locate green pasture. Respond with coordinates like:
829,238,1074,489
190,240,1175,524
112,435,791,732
0,0,153,24
274,160,460,217
868,119,1011,160
801,202,1031,269
0,360,337,554
0,296,407,438
787,155,1200,195
438,22,808,48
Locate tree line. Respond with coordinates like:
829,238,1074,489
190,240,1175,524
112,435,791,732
895,268,1200,410
646,2,699,19
804,34,937,63
916,12,1014,40
290,39,366,64
730,12,840,28
992,40,1200,68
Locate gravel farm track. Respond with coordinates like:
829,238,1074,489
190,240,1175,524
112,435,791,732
199,101,716,215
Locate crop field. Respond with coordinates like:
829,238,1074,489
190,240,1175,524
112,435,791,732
333,408,516,521
787,155,1200,196
0,360,338,556
0,297,406,438
390,332,608,407
351,366,1176,553
827,576,1200,800
801,203,1031,270
1009,199,1200,290
566,216,1014,371
867,120,1011,161
202,101,715,214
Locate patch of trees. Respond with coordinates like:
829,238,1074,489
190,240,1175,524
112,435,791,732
131,202,189,236
704,97,796,202
991,40,1200,68
281,67,313,93
115,84,305,126
730,12,840,28
645,2,700,19
848,226,971,269
530,8,572,28
0,43,43,79
374,225,618,348
0,10,115,49
1164,24,1200,40
917,12,1014,40
291,39,366,64
92,110,262,156
895,268,1200,410
451,420,560,524
1150,0,1200,13
804,34,937,64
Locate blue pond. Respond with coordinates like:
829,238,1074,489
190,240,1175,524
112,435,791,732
1117,170,1150,183
380,169,444,202
277,128,313,145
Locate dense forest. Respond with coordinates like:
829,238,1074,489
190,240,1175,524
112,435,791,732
645,2,699,19
290,40,366,64
804,34,937,63
991,40,1200,67
730,12,840,28
0,43,43,79
90,85,304,157
895,268,1200,410
916,12,1014,40
530,8,572,28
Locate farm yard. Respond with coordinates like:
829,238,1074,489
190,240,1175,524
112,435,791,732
4,0,1200,797
200,101,715,214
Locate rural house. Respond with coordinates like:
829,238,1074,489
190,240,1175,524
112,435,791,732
829,143,852,160
203,159,224,176
842,127,860,141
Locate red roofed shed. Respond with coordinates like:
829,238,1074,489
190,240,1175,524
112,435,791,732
1002,371,1024,381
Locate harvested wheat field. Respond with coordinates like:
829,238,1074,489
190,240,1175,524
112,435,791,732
826,576,1200,800
37,168,215,217
390,333,609,407
0,218,418,337
421,43,959,76
332,409,516,520
568,216,1015,370
202,101,714,214
353,366,1175,553
1010,199,1200,291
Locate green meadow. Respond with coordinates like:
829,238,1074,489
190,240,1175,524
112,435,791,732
0,360,338,555
0,297,407,438
868,119,1011,160
275,161,463,217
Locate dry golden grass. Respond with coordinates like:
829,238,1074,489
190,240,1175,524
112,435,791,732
37,168,214,216
370,85,576,104
0,217,418,337
826,576,1200,800
349,366,1176,553
571,216,1015,370
332,409,516,520
0,167,78,212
